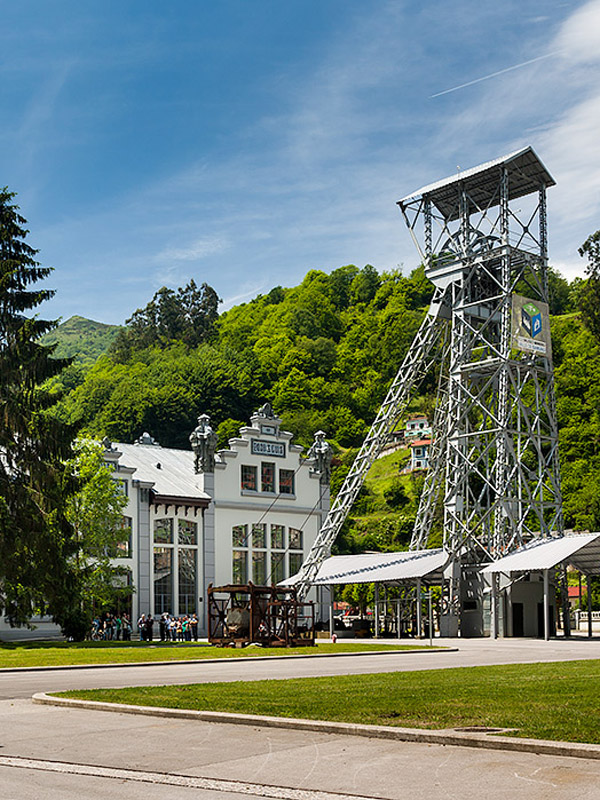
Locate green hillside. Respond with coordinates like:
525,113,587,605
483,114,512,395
46,263,600,551
42,315,121,363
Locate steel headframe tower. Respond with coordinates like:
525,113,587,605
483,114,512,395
399,147,563,634
293,148,563,637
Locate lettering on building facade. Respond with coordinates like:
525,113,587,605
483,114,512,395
251,439,286,458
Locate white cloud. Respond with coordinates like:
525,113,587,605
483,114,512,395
539,92,600,223
555,0,600,64
155,237,229,263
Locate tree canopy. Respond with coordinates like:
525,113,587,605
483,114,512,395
111,279,220,358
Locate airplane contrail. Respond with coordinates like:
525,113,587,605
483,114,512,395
430,52,559,98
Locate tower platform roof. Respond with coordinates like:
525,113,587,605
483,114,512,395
398,146,555,221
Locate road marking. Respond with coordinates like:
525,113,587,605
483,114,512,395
0,755,381,800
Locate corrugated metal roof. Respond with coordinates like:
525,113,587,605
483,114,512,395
398,146,555,222
303,549,449,586
114,443,210,502
481,533,600,574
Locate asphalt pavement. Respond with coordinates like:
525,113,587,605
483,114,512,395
3,637,600,799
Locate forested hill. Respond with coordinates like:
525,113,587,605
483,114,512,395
41,315,121,363
52,266,435,451
48,263,600,543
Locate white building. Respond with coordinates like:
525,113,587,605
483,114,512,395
405,415,431,440
103,404,330,636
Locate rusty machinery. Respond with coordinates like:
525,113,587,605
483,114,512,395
207,583,315,647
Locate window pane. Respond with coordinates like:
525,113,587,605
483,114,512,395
252,550,267,585
279,469,294,494
270,552,285,585
178,549,197,615
241,465,257,491
232,524,248,548
232,550,247,585
261,462,275,492
289,528,303,550
113,478,128,496
289,552,303,576
270,524,284,550
178,519,197,545
115,516,132,557
154,518,173,544
154,547,172,615
114,568,133,618
252,523,266,549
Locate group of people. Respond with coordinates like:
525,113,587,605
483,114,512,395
91,613,132,640
137,612,200,642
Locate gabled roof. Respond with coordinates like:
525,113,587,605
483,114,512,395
481,533,600,575
112,443,210,506
306,549,449,586
398,146,555,222
410,438,432,447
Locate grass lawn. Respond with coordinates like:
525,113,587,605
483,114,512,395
0,640,427,669
60,660,600,744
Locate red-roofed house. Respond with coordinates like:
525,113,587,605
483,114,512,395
410,438,432,471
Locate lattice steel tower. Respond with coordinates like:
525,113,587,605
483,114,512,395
295,148,563,635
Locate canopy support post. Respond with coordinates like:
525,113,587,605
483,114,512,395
543,569,550,641
588,573,593,639
416,577,422,638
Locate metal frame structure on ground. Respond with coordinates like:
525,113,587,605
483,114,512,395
293,148,563,638
207,583,315,647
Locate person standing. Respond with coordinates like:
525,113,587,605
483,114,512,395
159,613,168,642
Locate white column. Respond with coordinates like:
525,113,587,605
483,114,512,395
490,574,497,640
374,583,379,639
543,569,550,641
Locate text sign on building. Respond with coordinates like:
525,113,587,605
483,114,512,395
511,294,552,361
251,439,286,458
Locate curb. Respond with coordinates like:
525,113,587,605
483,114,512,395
33,692,600,762
0,647,454,674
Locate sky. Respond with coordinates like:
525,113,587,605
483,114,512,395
2,1,600,324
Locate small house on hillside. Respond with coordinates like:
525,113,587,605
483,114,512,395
405,415,432,440
410,438,432,471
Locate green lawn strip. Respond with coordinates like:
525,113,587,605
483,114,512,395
59,660,600,745
0,641,426,669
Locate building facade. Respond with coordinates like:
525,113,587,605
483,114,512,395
104,404,330,636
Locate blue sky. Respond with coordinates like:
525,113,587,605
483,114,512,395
3,1,600,324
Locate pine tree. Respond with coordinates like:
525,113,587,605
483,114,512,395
0,188,77,627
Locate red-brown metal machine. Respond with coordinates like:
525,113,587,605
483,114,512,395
207,583,315,647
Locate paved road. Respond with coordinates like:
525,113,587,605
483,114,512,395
2,695,600,800
3,637,600,799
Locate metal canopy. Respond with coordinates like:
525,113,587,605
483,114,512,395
398,146,555,221
481,533,600,575
308,549,449,586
